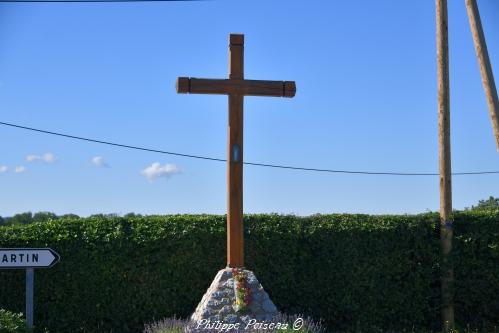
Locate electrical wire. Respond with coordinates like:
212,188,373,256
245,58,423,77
1,121,498,176
0,0,198,3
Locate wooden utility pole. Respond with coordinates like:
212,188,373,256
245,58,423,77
176,34,296,268
436,0,455,331
465,0,499,151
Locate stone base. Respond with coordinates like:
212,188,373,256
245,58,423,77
186,268,278,332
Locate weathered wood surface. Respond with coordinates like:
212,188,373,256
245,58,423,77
436,0,455,331
227,33,245,268
465,0,499,150
176,78,296,98
176,33,296,268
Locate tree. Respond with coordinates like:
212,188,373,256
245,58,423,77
8,212,33,225
1,212,61,226
32,211,58,223
124,213,142,218
469,196,499,211
60,214,80,219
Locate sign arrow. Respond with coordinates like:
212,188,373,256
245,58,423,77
0,248,60,269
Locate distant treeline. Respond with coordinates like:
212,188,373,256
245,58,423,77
0,212,144,226
1,196,497,227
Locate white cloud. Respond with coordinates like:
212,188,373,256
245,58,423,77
14,166,27,173
42,153,56,162
26,153,57,163
0,166,7,173
91,156,109,168
141,162,181,181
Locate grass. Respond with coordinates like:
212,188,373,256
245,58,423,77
143,314,325,333
143,316,498,333
150,329,497,333
149,329,314,333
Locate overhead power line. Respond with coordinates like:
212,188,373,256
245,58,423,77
0,0,198,2
0,121,224,162
1,120,498,176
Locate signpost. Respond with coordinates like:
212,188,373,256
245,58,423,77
0,248,60,329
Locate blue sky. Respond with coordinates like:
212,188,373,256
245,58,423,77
0,0,498,216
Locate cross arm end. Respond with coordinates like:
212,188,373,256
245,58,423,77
283,81,296,98
176,77,190,94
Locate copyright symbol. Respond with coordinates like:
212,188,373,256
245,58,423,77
293,318,304,330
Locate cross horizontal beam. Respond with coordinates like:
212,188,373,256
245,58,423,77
176,77,296,98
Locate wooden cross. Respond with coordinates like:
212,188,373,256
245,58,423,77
176,34,296,268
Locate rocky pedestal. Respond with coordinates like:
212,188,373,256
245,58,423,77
186,268,278,332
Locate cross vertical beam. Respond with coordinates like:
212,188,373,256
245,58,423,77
227,34,244,267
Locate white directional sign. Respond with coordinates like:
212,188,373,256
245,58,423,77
0,248,60,268
0,248,61,329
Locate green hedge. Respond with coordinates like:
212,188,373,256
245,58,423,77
0,212,497,333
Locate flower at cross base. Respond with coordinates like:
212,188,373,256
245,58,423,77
232,268,252,312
